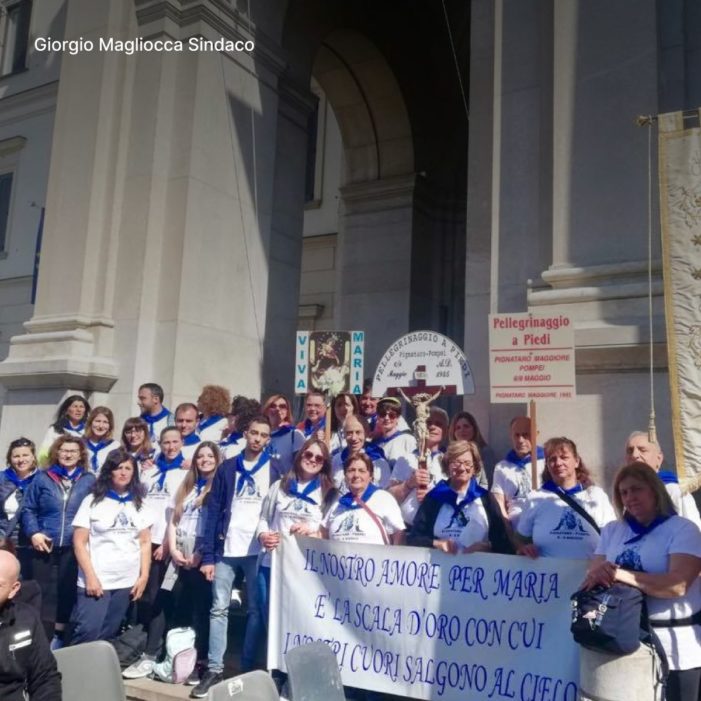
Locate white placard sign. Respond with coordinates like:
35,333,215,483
269,536,583,701
295,330,364,395
489,313,576,403
372,331,474,397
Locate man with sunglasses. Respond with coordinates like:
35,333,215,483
371,397,417,471
194,416,272,697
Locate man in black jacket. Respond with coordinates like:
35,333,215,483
0,550,61,700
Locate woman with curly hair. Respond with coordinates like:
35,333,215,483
70,449,153,644
197,385,231,443
21,435,95,648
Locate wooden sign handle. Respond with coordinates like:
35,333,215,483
529,399,538,490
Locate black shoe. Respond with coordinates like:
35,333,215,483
186,664,201,686
190,670,223,698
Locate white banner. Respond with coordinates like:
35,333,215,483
658,109,701,480
269,536,585,700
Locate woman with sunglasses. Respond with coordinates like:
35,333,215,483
370,397,416,471
38,395,91,466
256,438,336,623
21,435,95,648
262,394,305,481
83,407,121,474
70,450,152,644
120,417,156,469
0,438,39,577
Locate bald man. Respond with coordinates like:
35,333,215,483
0,551,61,700
625,431,701,527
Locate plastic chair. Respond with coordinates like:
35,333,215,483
208,670,280,701
285,641,345,701
54,640,126,701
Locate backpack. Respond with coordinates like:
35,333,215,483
152,627,197,683
111,624,147,668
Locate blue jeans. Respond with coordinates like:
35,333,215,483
257,565,270,630
208,555,261,673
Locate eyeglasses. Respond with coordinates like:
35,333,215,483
426,420,446,429
378,410,399,419
125,427,145,434
270,402,287,410
450,459,474,469
301,450,325,466
58,449,80,455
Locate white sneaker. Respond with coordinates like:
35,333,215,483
230,588,242,608
122,654,155,679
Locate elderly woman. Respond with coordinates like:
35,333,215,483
390,407,449,527
21,435,95,649
70,450,152,644
0,438,40,577
449,411,496,485
582,462,701,701
262,394,305,481
38,395,91,466
197,385,231,443
516,437,615,559
330,416,391,492
256,438,336,621
407,440,491,554
83,407,121,474
321,453,404,545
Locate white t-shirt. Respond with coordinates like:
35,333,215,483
72,494,154,589
323,489,405,545
391,450,444,526
491,455,545,526
223,456,272,557
664,481,701,528
197,417,228,443
373,431,417,470
258,479,324,566
169,486,208,557
269,427,305,481
85,439,121,474
222,435,246,461
517,486,615,559
140,462,188,544
595,515,701,670
331,451,391,494
181,435,201,462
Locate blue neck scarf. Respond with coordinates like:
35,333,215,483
303,417,326,437
339,483,378,510
271,425,295,439
155,453,184,489
3,468,36,491
141,407,170,437
340,443,386,464
624,513,671,544
66,420,85,434
657,470,679,485
235,451,270,495
220,431,243,447
183,433,200,447
86,440,111,471
368,414,377,432
505,446,545,469
198,415,223,432
49,464,83,482
106,490,133,504
541,480,584,496
430,478,487,518
374,430,409,447
195,477,208,496
288,477,320,505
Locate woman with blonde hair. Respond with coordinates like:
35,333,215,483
448,411,496,485
166,441,221,684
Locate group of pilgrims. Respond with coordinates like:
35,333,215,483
1,380,700,700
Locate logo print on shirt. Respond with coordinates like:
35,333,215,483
448,510,469,529
333,513,356,535
110,510,137,530
515,471,531,499
552,509,587,534
615,547,643,572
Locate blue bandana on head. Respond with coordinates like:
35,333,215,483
339,483,378,510
141,407,170,438
106,490,133,504
155,453,184,489
541,480,584,496
288,477,321,506
86,440,111,472
198,415,224,432
303,417,326,438
3,468,36,491
505,446,545,469
430,478,487,519
235,450,271,495
49,465,83,482
657,470,679,485
623,513,670,544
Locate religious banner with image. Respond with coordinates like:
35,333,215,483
295,331,364,396
658,109,701,480
268,535,584,700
